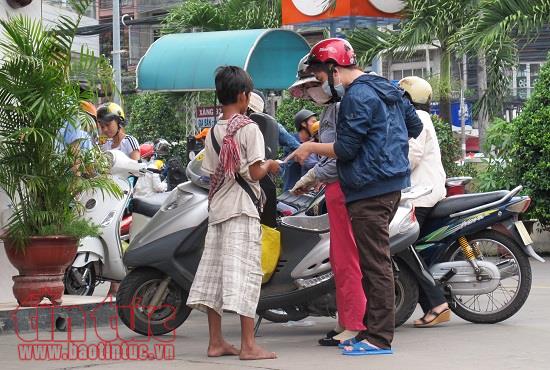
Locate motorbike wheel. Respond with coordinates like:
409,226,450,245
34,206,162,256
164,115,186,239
64,264,96,296
117,268,191,336
444,230,532,324
260,308,309,323
394,261,419,327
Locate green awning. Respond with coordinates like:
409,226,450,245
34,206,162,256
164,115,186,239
136,29,310,91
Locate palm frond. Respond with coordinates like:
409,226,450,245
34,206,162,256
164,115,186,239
460,0,550,52
348,27,395,65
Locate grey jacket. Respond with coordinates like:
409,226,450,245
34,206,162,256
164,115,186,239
313,103,339,183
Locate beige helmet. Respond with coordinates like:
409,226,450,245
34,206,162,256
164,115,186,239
289,54,319,99
398,76,433,105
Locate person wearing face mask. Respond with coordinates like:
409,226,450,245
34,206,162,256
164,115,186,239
289,56,367,347
289,39,423,355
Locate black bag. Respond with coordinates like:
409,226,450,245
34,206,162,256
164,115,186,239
165,157,187,191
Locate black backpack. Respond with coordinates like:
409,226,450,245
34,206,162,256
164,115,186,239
165,157,187,191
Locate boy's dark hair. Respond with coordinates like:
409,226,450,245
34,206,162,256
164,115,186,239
215,66,254,105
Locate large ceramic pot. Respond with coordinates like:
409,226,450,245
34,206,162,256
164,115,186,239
2,235,78,306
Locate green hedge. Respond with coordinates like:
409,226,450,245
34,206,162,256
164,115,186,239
510,56,550,228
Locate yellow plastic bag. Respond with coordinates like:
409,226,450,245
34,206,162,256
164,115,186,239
261,224,281,284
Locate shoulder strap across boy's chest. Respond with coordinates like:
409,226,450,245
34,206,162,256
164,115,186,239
208,125,262,214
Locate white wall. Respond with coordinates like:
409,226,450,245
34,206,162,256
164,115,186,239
0,1,99,55
0,189,17,303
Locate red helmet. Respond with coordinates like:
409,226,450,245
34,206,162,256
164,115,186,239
307,38,357,67
140,143,155,158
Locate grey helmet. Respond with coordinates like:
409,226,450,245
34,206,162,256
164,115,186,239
294,109,316,131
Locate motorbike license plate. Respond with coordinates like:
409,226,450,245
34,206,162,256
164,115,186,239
515,221,534,246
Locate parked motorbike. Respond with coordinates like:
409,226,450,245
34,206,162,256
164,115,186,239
400,185,544,324
63,150,147,296
116,129,432,336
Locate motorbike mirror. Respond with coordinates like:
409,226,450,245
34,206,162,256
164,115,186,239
106,150,146,176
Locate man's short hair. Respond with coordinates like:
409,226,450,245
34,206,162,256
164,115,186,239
215,66,254,105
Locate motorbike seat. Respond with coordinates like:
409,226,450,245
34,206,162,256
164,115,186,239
130,193,170,218
277,191,315,212
429,190,509,219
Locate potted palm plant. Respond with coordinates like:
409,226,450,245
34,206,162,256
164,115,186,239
0,0,120,306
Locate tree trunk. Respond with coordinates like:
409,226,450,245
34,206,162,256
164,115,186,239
439,45,452,124
477,50,489,150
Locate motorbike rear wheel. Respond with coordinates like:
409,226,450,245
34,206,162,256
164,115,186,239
117,268,191,336
444,230,532,324
394,260,419,327
261,263,419,327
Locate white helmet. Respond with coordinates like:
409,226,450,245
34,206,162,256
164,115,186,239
398,76,433,105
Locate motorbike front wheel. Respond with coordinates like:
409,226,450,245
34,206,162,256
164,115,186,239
64,264,96,296
117,268,191,336
444,230,532,324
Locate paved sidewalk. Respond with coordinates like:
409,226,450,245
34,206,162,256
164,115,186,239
0,261,549,370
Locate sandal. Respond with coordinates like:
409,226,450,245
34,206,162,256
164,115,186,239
414,308,451,328
342,341,393,356
318,330,341,346
338,337,358,349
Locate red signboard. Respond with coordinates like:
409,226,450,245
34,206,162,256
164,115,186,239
282,0,404,25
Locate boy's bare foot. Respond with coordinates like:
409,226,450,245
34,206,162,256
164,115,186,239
207,341,240,357
239,344,277,360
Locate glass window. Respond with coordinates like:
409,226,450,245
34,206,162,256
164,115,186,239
530,64,541,89
403,69,412,78
413,68,424,77
392,70,402,81
516,64,528,99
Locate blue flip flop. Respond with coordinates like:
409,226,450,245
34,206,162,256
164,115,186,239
338,337,358,349
342,341,393,356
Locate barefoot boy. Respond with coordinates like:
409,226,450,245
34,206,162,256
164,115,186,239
187,66,279,360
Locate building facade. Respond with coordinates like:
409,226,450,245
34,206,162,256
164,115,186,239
97,0,181,92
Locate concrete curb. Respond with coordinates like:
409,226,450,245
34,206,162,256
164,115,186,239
0,296,118,336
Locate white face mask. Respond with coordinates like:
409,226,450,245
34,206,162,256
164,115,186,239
307,85,332,105
321,80,345,99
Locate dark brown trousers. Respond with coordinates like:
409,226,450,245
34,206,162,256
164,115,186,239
347,191,401,349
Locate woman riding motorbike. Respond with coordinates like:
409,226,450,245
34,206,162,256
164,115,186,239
399,76,450,327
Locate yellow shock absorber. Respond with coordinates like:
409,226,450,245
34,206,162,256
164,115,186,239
458,236,476,260
458,236,481,275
